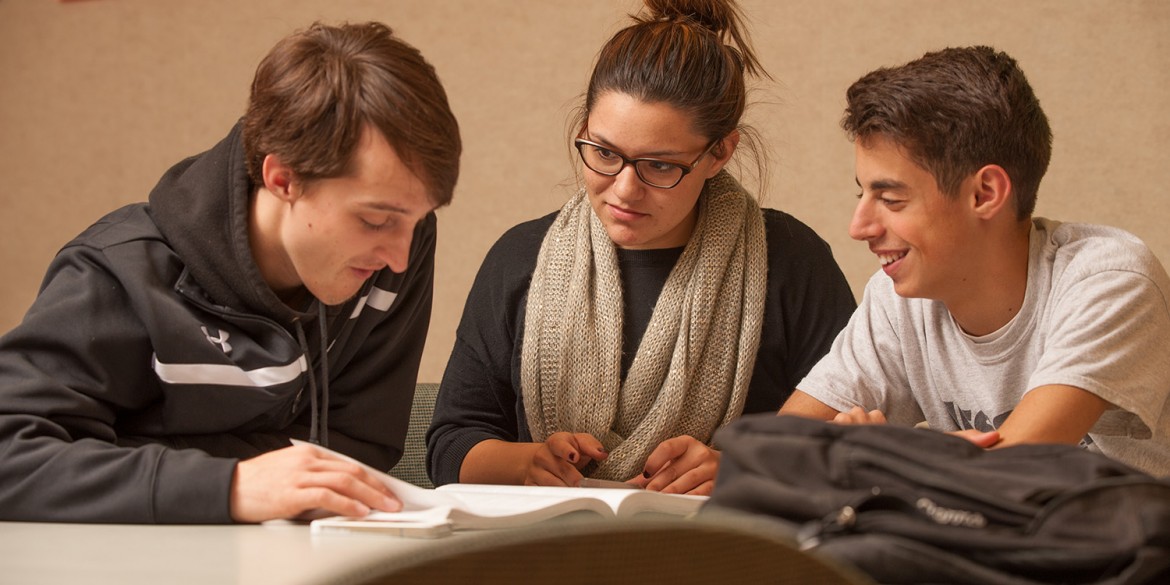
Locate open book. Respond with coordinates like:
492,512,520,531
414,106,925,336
292,440,707,537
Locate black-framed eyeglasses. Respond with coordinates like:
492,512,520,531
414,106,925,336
574,138,719,189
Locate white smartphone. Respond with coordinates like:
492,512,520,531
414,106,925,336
310,517,454,539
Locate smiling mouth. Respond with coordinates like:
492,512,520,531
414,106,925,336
878,251,907,266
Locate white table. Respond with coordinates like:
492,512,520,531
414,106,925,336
0,514,871,585
0,520,454,585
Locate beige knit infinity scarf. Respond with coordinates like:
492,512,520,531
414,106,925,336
521,170,768,481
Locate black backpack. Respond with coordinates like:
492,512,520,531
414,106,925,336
704,414,1170,585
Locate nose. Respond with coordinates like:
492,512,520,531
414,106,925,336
376,231,413,274
611,163,645,202
848,196,881,242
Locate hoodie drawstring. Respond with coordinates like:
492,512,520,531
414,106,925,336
293,302,331,447
316,301,330,446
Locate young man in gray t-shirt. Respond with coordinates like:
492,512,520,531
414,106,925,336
780,46,1170,477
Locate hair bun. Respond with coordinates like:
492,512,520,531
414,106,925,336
637,0,763,78
642,0,735,35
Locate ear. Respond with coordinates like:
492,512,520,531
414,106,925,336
261,153,299,202
704,130,740,179
970,164,1013,220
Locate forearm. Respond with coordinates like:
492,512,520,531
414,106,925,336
994,384,1110,447
459,439,543,484
778,389,841,420
427,342,525,485
0,417,234,523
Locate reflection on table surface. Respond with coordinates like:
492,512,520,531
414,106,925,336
0,513,874,585
0,520,453,585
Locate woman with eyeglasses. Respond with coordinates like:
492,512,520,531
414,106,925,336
426,0,856,495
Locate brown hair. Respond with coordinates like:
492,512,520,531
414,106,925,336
573,0,768,185
243,21,460,206
842,46,1051,220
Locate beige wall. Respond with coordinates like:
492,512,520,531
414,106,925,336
2,0,1167,384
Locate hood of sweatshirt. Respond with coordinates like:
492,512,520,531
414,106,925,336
147,122,303,325
147,122,339,446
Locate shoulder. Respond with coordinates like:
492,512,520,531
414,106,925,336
1039,218,1170,293
760,208,833,250
454,208,558,328
759,208,832,261
479,211,558,275
63,204,164,252
758,207,848,283
1042,218,1154,261
857,269,898,310
32,206,185,324
50,204,178,283
855,269,941,327
399,211,438,271
460,211,560,311
495,211,558,248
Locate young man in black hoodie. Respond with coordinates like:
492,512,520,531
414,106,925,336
0,22,461,523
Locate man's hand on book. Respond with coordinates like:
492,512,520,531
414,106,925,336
524,432,608,487
229,444,402,523
630,435,719,496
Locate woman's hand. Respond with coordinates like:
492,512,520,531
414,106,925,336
628,435,719,496
523,432,608,487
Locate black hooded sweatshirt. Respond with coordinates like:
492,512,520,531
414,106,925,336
0,124,435,523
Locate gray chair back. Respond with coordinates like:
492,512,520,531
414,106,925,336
387,382,438,489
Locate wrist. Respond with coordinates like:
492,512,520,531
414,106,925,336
460,439,542,484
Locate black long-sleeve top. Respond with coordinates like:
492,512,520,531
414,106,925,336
426,208,857,486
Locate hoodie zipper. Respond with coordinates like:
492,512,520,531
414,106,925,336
173,276,312,420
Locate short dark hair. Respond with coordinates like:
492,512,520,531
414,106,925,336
842,46,1051,220
243,21,460,206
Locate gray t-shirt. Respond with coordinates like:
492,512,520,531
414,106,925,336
799,218,1170,477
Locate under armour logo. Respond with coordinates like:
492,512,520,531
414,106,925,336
201,325,232,354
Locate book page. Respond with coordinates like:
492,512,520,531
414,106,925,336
442,489,615,529
295,441,707,533
438,483,641,514
609,490,708,517
438,484,707,526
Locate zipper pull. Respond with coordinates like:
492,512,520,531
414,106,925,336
798,504,857,550
797,487,885,550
